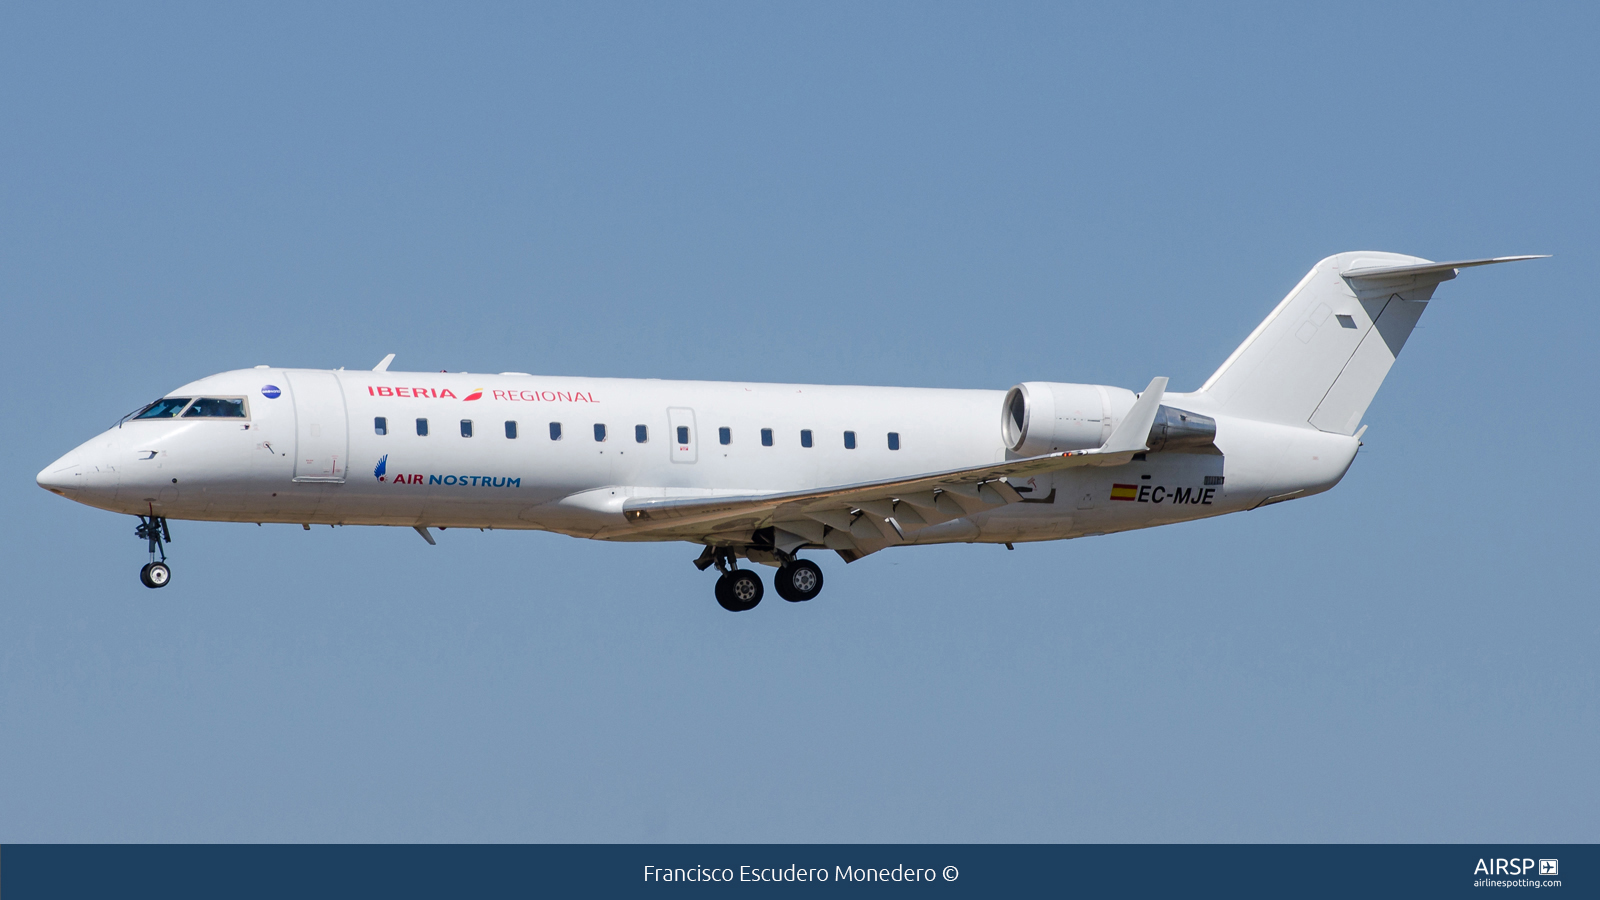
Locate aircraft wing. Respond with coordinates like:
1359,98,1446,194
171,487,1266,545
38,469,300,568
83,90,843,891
602,377,1169,548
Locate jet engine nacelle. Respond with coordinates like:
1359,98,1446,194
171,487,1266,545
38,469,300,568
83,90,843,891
1001,381,1137,456
1002,382,1218,456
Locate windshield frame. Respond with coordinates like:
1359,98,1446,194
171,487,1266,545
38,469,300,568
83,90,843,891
127,395,255,422
131,397,195,420
181,396,251,419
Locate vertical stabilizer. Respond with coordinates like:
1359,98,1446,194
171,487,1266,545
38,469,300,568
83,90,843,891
1198,252,1540,434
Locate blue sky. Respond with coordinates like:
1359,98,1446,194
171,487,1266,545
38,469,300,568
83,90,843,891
2,3,1596,841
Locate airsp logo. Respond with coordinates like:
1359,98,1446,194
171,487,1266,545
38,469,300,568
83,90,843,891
1474,858,1545,876
1540,859,1559,876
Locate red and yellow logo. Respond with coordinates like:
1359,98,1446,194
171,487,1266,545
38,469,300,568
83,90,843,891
463,388,484,402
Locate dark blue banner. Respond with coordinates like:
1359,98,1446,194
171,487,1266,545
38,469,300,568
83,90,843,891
3,844,1593,898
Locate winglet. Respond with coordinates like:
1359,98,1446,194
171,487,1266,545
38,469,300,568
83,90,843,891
374,353,396,372
1100,377,1168,454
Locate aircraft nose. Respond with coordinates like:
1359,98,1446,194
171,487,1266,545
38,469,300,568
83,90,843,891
37,455,84,497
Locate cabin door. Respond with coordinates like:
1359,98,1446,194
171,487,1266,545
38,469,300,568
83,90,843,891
287,371,349,483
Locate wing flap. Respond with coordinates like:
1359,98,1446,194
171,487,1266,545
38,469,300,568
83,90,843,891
614,450,1089,534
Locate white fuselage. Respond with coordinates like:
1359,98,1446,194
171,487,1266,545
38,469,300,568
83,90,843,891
42,251,1539,588
38,367,1361,549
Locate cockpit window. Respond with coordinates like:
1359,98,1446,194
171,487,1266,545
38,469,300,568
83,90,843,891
134,398,192,419
182,397,248,418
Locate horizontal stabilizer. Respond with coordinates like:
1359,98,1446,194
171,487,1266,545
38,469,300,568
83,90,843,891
1341,255,1547,282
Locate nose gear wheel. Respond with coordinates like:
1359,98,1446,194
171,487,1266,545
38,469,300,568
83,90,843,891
134,510,173,589
139,562,171,588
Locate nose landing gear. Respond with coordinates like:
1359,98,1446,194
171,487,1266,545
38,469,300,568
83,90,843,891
139,561,171,588
135,513,172,589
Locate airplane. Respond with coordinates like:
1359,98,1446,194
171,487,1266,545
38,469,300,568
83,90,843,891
37,251,1542,611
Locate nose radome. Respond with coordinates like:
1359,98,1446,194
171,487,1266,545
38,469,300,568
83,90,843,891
37,456,83,497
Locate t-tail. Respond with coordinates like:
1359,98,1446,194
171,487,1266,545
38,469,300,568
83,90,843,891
1196,252,1546,434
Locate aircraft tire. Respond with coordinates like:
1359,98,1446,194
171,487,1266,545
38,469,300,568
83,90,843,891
774,559,823,602
715,570,763,612
140,562,171,589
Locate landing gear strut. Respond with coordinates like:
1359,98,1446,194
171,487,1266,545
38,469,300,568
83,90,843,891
135,512,172,589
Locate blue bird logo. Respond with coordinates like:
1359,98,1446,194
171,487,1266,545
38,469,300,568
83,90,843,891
374,454,388,482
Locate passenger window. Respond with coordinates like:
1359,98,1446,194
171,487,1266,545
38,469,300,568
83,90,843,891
719,427,731,445
416,418,429,436
800,429,813,448
505,421,517,439
460,419,473,438
843,430,856,449
134,398,192,419
636,425,648,443
594,423,607,442
549,422,562,441
182,398,247,418
374,417,387,435
676,425,690,445
888,432,900,451
761,428,773,447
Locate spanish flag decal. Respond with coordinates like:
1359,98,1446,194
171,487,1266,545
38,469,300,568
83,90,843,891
1110,483,1138,501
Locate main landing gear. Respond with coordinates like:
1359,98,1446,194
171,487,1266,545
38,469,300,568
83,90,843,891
715,568,763,612
773,558,824,603
695,547,825,612
135,512,172,589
